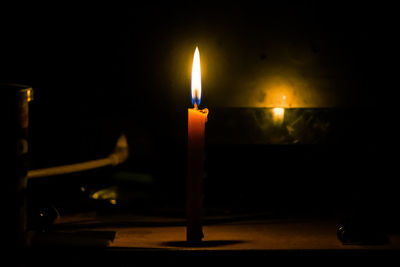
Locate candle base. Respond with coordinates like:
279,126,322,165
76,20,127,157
186,227,204,243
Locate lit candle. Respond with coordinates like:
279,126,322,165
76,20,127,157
187,46,208,243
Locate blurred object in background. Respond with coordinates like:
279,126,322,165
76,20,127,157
3,83,33,250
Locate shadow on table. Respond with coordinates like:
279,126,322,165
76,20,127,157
162,240,245,248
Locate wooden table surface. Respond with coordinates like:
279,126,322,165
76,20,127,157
30,213,400,251
24,213,400,266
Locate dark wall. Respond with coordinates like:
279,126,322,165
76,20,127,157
1,3,397,219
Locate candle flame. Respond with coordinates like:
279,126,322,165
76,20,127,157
191,46,201,107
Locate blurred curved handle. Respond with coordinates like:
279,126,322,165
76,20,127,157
28,134,128,179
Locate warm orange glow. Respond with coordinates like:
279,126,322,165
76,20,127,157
191,46,201,107
272,107,285,124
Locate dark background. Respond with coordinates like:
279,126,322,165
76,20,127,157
1,2,398,226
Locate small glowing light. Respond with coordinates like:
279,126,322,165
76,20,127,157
273,107,284,117
191,46,201,107
40,213,44,217
27,88,33,102
110,199,117,205
272,107,285,124
80,186,86,192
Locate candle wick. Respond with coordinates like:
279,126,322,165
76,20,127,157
194,102,198,110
